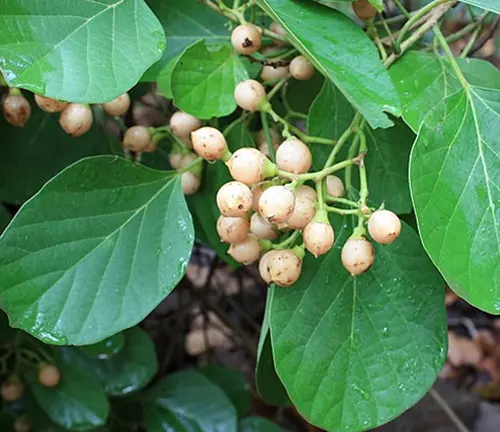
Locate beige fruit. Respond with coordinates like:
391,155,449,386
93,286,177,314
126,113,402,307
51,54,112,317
228,235,261,264
234,79,267,112
231,24,262,55
123,125,152,151
250,212,278,240
341,238,375,275
2,94,31,127
216,181,253,217
217,215,250,244
275,138,312,174
170,111,202,138
290,56,315,80
326,175,345,198
368,209,402,245
191,126,228,161
102,93,130,116
34,94,68,113
259,186,295,224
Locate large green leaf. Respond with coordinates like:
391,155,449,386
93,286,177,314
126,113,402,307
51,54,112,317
461,0,500,13
0,105,109,204
239,417,283,431
144,369,238,432
143,0,229,81
0,0,165,103
269,220,447,431
257,0,401,129
0,156,193,345
79,332,125,360
171,41,248,119
410,82,500,313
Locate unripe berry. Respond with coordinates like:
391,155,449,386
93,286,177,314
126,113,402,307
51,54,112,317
286,185,316,229
168,151,183,169
251,185,264,212
59,103,93,137
231,24,262,55
304,221,334,257
353,0,377,20
170,111,202,138
260,65,289,82
326,175,345,198
217,181,253,217
250,212,278,240
34,94,67,113
228,235,260,264
2,94,31,127
259,185,295,223
275,138,312,174
341,238,375,275
102,92,130,116
226,148,276,185
234,79,267,112
181,172,201,195
259,250,278,284
38,364,61,388
191,126,228,161
123,125,152,152
269,22,288,46
1,377,24,402
267,249,302,287
13,418,31,432
217,215,249,244
368,209,401,244
290,55,315,81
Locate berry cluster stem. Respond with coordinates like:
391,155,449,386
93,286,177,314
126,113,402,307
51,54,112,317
260,111,276,162
277,158,353,182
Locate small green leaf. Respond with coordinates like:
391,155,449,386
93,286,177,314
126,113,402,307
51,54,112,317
79,333,126,360
171,41,248,119
0,0,165,103
270,220,447,431
461,0,500,13
257,0,401,129
0,156,194,345
239,417,283,431
157,55,180,100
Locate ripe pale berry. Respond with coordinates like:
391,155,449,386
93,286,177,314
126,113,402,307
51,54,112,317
251,185,264,212
102,92,130,116
250,212,278,240
38,364,61,388
143,139,158,153
259,250,278,284
2,94,31,127
286,185,317,229
226,148,276,185
191,127,228,161
123,125,152,152
326,175,345,198
216,181,253,217
228,235,261,264
353,0,377,20
170,111,202,138
181,172,201,195
368,209,401,244
341,238,375,275
269,22,288,46
267,249,302,287
34,94,68,113
290,55,315,81
275,138,312,174
255,128,281,158
304,221,335,257
260,65,289,82
234,79,267,112
59,103,93,137
259,185,295,223
14,418,31,432
217,215,250,244
1,377,24,402
168,151,183,169
231,24,262,55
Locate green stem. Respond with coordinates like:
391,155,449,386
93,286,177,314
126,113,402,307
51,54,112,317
325,196,359,207
316,179,325,211
278,158,353,182
434,26,468,88
392,0,412,18
460,23,483,57
261,112,276,162
323,112,360,169
344,134,360,199
273,230,301,249
267,77,288,100
326,206,361,215
373,14,407,27
378,14,397,49
357,128,368,206
178,157,203,174
369,22,388,62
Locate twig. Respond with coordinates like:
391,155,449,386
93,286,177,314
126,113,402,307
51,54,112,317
429,388,471,432
469,15,500,56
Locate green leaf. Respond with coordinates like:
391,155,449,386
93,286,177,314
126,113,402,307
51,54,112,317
145,369,238,431
0,0,165,103
269,220,447,431
199,365,251,417
0,105,109,204
256,0,401,129
0,204,11,232
27,352,109,431
79,333,126,360
157,55,180,100
239,417,283,432
410,83,500,313
143,0,229,81
461,0,500,13
171,41,248,119
0,156,193,345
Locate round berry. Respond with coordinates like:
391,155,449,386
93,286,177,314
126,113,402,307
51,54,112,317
290,55,315,80
267,249,302,287
14,418,31,432
168,151,183,169
181,172,201,195
38,364,61,388
251,185,264,212
255,128,281,158
216,181,253,217
304,221,334,257
228,235,261,264
326,175,345,198
259,250,278,284
179,152,198,169
170,111,202,138
286,185,316,229
259,185,295,223
2,94,31,127
368,209,401,244
102,92,130,116
34,94,67,113
191,126,228,161
234,79,267,112
353,0,377,20
275,138,312,174
217,215,249,244
250,212,278,240
231,24,262,55
269,22,288,46
1,377,24,402
59,103,93,137
260,65,289,82
341,238,375,275
123,126,152,152
143,139,158,153
226,148,273,185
